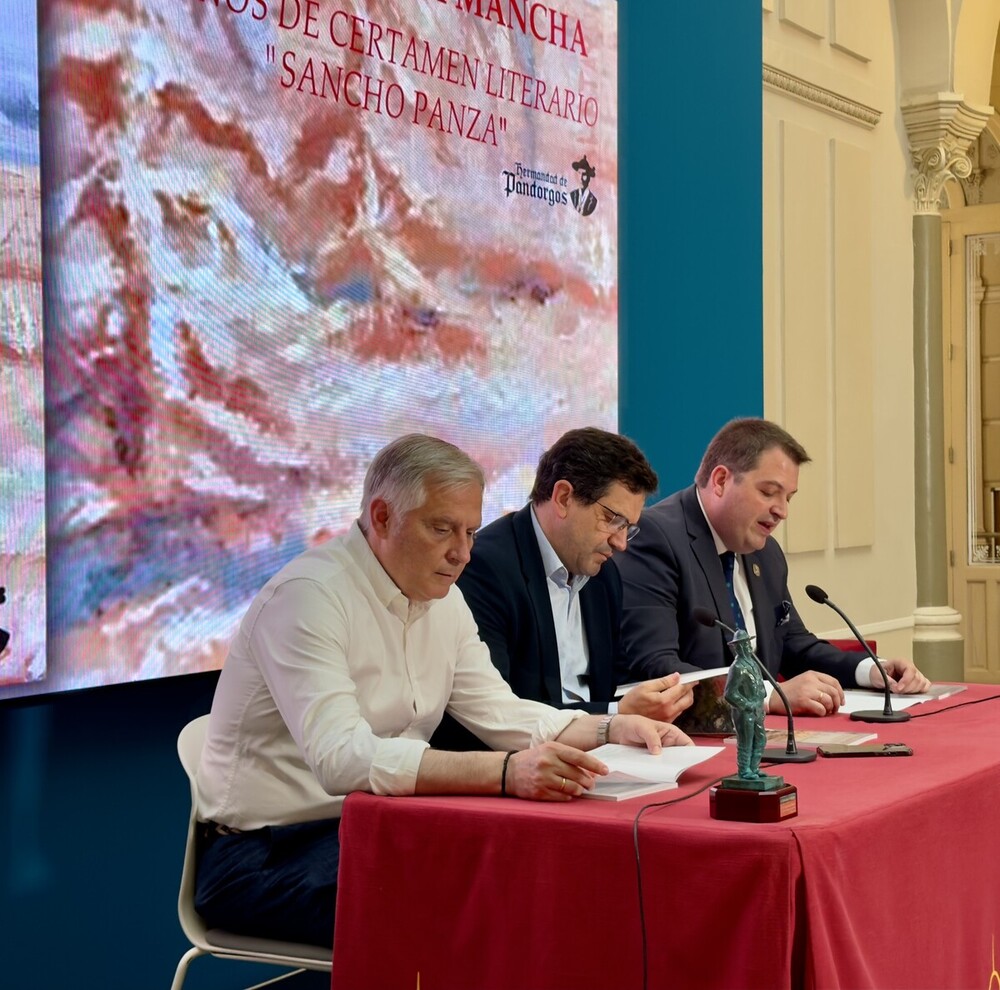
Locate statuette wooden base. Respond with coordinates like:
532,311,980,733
709,777,798,822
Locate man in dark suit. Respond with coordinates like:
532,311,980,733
455,428,694,724
614,418,930,716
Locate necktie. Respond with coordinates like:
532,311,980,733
720,551,747,632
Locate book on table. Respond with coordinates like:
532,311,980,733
724,727,878,749
581,743,724,802
839,682,967,715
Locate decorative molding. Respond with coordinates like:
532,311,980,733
958,116,1000,207
817,615,915,640
960,169,985,206
901,95,993,214
911,145,975,214
762,64,881,129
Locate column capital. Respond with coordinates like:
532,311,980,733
900,94,992,213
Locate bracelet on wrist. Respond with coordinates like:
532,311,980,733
500,750,517,796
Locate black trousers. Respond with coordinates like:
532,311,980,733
194,817,341,948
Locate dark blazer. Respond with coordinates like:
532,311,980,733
613,486,861,686
458,504,631,713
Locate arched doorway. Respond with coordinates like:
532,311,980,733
925,2,1000,680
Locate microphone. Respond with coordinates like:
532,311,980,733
804,584,910,723
692,607,816,763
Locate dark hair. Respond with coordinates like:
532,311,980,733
530,427,658,504
695,418,810,488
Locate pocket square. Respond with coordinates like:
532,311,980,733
775,600,791,627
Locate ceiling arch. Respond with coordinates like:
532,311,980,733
894,0,999,106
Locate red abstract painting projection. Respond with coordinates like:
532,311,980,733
4,0,617,698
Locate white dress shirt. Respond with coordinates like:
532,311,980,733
694,491,873,687
530,507,591,704
197,521,580,829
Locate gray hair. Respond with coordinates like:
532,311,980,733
359,434,485,530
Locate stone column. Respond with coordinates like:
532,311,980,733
900,96,990,679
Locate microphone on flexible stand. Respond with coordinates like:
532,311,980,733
692,607,816,763
804,584,910,723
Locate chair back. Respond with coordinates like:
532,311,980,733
176,715,211,948
170,715,332,990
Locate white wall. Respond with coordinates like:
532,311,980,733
762,0,918,655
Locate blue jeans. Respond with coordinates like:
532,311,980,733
194,818,341,947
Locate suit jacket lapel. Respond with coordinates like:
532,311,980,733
743,551,776,673
511,506,563,704
680,487,733,628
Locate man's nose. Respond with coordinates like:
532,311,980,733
609,527,629,552
448,535,473,564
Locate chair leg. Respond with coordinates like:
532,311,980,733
169,945,207,990
245,968,308,990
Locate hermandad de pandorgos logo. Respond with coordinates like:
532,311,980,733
501,152,599,216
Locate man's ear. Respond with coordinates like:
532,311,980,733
708,464,731,497
368,497,392,537
550,479,574,518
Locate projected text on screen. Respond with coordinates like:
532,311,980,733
0,0,618,700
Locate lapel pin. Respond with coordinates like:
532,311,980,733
752,563,761,577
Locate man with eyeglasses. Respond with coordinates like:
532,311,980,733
614,418,930,716
437,427,694,741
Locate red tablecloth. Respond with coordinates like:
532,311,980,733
332,685,1000,990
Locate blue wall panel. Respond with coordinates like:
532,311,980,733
619,4,763,495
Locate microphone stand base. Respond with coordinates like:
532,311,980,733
762,747,817,763
850,710,911,723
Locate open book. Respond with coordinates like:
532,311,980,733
614,668,734,737
839,682,967,715
581,743,724,802
613,666,730,698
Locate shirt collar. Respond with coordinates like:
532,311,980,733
695,488,730,557
344,520,431,621
529,505,590,592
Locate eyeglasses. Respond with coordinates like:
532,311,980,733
595,500,640,542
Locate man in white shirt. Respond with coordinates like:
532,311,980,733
195,433,690,946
